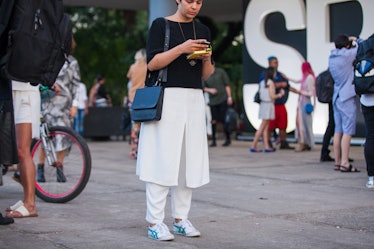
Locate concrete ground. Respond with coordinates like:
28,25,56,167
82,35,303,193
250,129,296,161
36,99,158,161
0,137,373,249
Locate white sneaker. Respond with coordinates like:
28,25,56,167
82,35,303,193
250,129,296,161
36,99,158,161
148,222,174,241
173,219,201,237
366,177,374,189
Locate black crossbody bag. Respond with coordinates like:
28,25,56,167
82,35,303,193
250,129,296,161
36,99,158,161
131,19,169,122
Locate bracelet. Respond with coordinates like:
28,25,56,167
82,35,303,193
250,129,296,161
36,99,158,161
228,96,232,99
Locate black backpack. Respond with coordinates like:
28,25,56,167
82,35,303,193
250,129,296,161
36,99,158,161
353,34,374,95
1,0,72,87
224,107,239,133
315,69,334,103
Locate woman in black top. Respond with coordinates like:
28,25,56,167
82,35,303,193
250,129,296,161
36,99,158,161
136,0,214,241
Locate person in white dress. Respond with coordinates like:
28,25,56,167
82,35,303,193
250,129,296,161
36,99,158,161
250,67,284,152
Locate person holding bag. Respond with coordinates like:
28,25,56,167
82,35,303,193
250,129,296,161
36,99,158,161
136,0,214,241
289,62,316,152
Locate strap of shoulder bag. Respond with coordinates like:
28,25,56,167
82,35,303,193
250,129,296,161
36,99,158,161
156,18,170,85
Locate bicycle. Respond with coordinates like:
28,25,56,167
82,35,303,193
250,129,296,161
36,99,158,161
1,86,92,203
30,114,92,203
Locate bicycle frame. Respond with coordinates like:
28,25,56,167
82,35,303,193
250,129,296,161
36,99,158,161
39,117,58,167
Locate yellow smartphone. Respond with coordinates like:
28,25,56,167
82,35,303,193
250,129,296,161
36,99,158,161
186,44,212,60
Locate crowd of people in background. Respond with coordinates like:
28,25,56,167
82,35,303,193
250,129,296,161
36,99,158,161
248,34,374,188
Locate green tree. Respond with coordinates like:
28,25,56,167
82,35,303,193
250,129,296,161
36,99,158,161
65,7,148,106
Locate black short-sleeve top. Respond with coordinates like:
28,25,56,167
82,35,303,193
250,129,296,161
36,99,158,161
146,17,211,89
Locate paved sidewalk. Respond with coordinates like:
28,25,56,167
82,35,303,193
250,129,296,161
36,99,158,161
0,138,373,249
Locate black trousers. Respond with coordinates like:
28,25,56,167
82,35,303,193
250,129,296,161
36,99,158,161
362,104,374,176
0,78,18,165
321,101,334,158
210,100,230,141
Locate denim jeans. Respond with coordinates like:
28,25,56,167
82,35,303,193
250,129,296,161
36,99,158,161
362,104,374,176
73,109,85,136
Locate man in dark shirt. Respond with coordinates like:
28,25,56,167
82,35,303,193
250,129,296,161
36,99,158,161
203,66,233,147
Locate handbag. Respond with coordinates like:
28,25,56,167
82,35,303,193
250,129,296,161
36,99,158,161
131,85,164,122
254,91,261,104
254,82,261,104
305,103,314,114
131,19,170,122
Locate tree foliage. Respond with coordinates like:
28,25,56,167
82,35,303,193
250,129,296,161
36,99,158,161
65,7,148,106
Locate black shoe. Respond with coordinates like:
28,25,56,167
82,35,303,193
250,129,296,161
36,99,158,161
57,167,66,183
2,165,9,175
209,141,217,147
0,213,14,225
222,140,231,147
280,141,294,150
268,140,274,149
37,164,46,183
320,155,334,162
12,171,21,183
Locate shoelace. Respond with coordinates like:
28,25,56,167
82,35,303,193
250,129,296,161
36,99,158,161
155,223,169,235
149,223,169,239
178,220,193,233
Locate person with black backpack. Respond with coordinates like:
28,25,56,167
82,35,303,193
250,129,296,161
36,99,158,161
6,80,40,218
2,0,72,218
315,69,336,161
328,34,361,173
1,0,28,221
356,34,374,188
316,70,354,163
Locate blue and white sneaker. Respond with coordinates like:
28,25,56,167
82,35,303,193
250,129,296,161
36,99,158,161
173,219,201,237
366,177,374,189
148,222,174,241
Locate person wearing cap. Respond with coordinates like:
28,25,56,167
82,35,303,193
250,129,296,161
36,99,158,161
259,56,299,149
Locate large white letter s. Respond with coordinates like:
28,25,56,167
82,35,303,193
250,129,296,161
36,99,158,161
243,0,306,132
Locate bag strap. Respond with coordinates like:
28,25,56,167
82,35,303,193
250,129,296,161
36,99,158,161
155,18,170,85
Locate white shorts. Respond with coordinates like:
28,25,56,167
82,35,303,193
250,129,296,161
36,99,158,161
12,90,41,138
